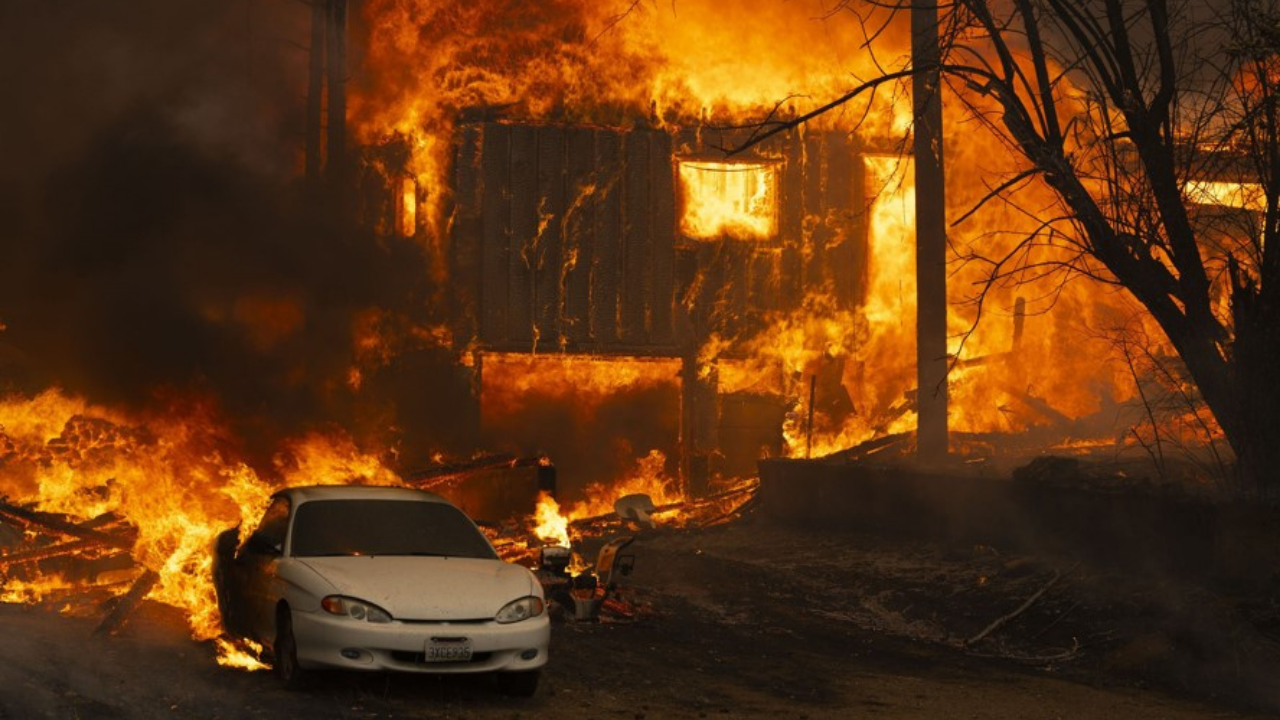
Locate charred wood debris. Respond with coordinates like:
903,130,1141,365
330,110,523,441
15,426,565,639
484,476,762,624
0,498,149,634
0,468,761,633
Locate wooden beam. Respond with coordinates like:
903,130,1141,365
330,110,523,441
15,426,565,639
593,131,623,344
650,131,676,344
0,501,135,551
536,126,566,347
564,127,597,345
0,539,97,568
480,123,512,344
621,131,651,344
95,570,158,636
509,124,538,346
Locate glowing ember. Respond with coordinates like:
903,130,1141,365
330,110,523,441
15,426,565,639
481,354,680,409
0,571,132,606
679,160,779,240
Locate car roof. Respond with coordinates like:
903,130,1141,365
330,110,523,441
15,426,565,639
274,484,452,506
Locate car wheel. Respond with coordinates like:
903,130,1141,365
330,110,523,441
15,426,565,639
496,670,540,697
273,608,307,690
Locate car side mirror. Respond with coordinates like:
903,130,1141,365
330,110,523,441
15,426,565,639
216,527,241,560
246,532,282,557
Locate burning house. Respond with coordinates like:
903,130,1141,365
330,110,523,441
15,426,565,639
435,120,877,493
337,0,1161,498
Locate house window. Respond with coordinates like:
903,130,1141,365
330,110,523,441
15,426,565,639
678,160,779,241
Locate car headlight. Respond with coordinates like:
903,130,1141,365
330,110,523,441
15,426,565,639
321,595,393,623
495,596,545,624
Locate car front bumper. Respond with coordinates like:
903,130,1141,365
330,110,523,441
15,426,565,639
290,608,550,674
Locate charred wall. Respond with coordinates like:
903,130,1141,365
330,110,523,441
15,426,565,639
448,121,869,355
451,123,677,353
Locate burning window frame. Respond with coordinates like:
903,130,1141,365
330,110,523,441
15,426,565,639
677,157,782,242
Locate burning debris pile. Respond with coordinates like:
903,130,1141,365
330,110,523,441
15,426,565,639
428,450,760,622
524,477,759,623
0,389,385,666
0,499,143,624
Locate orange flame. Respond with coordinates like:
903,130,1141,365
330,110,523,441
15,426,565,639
530,449,683,542
532,491,572,547
0,388,400,668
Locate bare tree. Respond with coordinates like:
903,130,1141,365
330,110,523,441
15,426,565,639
741,0,1280,496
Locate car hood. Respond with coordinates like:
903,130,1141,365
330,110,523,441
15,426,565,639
295,556,535,621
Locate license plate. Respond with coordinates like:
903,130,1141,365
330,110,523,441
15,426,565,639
425,641,473,663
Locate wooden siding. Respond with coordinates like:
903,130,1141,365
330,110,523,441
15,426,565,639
454,122,868,355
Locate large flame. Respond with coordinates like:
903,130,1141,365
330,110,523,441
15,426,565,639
350,0,910,248
0,388,400,667
698,144,1182,460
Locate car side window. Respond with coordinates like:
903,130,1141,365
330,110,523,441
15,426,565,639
247,497,290,554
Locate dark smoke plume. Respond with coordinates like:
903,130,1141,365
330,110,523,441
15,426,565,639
0,0,471,470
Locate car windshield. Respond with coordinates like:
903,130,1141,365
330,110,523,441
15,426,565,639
289,499,498,559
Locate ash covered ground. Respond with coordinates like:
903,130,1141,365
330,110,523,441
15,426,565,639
3,514,1277,720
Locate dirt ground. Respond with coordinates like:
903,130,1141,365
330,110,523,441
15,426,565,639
2,515,1277,720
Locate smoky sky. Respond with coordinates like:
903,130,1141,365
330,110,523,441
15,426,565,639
0,0,465,467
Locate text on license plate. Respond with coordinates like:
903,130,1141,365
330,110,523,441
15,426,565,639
425,642,473,662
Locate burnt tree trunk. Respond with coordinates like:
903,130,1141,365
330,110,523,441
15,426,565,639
1228,284,1280,498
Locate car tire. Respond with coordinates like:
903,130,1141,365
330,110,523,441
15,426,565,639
273,608,307,690
496,669,540,697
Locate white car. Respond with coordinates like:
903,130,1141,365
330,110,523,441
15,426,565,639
212,485,549,695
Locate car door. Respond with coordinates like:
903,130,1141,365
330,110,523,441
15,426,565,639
238,495,291,644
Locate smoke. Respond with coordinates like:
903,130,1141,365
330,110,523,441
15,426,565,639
0,0,468,469
483,378,681,495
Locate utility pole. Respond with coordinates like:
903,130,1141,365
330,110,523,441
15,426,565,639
326,0,348,194
305,0,325,184
912,0,950,463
